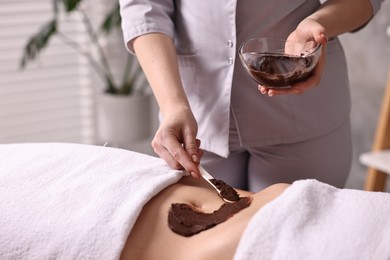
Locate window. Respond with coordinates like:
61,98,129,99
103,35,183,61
0,0,99,144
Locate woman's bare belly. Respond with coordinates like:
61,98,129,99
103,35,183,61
120,177,289,260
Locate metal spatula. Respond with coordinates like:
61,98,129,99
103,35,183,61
198,165,239,203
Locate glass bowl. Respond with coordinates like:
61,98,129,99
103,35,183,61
238,37,322,88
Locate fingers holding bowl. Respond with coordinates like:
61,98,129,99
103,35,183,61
258,38,327,96
240,37,323,95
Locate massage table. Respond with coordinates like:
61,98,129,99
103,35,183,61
1,143,389,259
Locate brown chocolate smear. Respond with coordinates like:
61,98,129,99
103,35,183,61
209,178,240,202
168,196,252,237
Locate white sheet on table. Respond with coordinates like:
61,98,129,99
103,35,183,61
234,179,390,260
0,143,183,260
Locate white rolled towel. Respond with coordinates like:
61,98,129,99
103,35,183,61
0,143,183,260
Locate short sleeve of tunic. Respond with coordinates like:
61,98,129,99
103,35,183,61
119,0,176,53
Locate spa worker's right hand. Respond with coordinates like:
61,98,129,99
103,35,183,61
131,33,203,178
151,105,203,178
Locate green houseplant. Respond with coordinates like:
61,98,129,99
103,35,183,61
20,0,146,95
20,0,151,147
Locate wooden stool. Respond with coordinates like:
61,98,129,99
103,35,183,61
360,69,390,191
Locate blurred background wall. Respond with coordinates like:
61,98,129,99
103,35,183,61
0,0,389,190
339,1,390,190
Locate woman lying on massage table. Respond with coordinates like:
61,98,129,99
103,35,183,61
121,176,289,260
1,143,389,260
123,174,390,260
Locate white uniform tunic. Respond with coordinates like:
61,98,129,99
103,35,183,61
119,0,384,158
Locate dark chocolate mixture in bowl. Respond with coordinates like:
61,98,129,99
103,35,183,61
239,37,322,88
246,53,316,88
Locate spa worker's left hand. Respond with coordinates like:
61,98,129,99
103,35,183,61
258,18,328,97
259,0,375,97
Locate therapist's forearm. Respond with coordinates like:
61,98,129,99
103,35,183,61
307,0,373,38
132,33,191,116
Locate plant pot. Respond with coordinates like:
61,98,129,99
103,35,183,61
97,93,151,148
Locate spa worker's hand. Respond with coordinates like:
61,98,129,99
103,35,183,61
258,18,328,97
132,33,203,178
152,106,204,178
259,0,374,97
